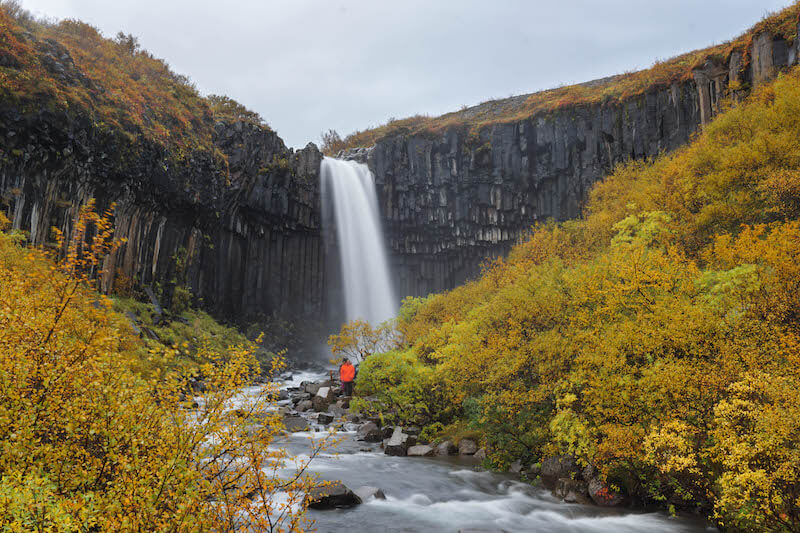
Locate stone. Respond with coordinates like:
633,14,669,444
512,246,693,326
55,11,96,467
404,426,421,436
384,427,411,456
316,386,333,401
587,478,626,507
283,416,309,432
306,481,361,509
474,448,487,461
553,478,591,505
317,413,334,425
458,439,478,456
407,445,436,457
346,413,361,423
540,455,580,487
381,426,394,439
312,395,330,412
353,486,386,502
436,440,457,456
327,404,346,417
356,422,382,442
304,382,321,396
336,398,350,409
296,400,313,412
508,460,523,474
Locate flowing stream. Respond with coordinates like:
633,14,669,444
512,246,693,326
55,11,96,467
321,157,396,325
268,371,712,533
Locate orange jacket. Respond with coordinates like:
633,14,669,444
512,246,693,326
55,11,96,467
339,362,355,383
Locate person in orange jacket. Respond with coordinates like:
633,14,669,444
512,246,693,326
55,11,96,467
339,358,356,396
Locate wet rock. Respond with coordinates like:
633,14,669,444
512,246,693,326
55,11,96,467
296,400,313,412
436,440,457,456
283,416,309,432
306,481,361,509
553,478,591,505
381,426,394,439
407,445,436,457
458,439,478,456
277,389,289,401
317,413,334,425
327,405,346,417
541,455,580,487
312,395,330,412
336,398,350,409
384,427,411,456
587,478,626,507
353,486,386,502
357,422,382,442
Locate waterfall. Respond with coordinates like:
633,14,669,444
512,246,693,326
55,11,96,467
321,157,397,325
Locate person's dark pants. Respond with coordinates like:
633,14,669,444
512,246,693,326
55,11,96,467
342,380,354,396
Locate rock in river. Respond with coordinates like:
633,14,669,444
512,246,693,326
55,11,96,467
357,421,382,442
407,444,436,457
458,439,478,455
384,427,411,456
353,486,386,502
306,481,362,509
283,416,309,432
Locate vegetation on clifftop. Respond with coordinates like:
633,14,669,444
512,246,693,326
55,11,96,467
349,66,800,531
0,1,267,165
325,2,800,154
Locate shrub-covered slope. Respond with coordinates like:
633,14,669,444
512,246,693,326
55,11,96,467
357,65,800,531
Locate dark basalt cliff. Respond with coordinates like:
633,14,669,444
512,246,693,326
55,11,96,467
0,20,797,329
345,28,799,298
0,103,325,321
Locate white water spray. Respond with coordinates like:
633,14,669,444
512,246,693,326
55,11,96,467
321,157,397,325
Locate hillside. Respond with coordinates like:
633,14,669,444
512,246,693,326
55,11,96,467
351,59,800,531
327,2,800,154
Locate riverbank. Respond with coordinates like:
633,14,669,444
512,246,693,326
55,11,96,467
273,369,713,533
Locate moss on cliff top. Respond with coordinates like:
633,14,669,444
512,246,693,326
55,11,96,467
327,2,800,154
0,3,268,165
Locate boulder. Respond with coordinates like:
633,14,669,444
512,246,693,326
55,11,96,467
553,478,591,505
384,427,411,456
508,460,523,474
291,392,311,404
381,426,394,439
346,413,361,423
436,440,457,456
304,382,321,396
327,404,346,417
357,422,382,442
404,426,421,436
407,445,436,457
336,398,350,409
540,455,580,487
474,448,487,461
296,400,313,412
283,416,309,432
587,478,626,507
312,395,330,412
458,439,478,456
316,387,333,401
353,486,386,502
317,413,334,425
306,481,361,509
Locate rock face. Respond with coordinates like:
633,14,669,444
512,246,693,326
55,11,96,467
2,26,797,331
344,29,800,298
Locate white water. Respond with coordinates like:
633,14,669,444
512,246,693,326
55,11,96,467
321,157,396,325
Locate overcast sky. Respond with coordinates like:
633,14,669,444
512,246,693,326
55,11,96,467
18,0,794,148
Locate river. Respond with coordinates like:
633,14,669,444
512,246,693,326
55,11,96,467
263,370,714,533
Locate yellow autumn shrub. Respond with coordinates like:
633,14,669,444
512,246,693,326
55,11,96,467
348,63,800,531
0,203,326,531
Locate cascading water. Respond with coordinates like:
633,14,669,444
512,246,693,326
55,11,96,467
321,157,397,325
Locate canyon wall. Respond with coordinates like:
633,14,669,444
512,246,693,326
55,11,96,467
348,28,800,298
1,24,798,328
